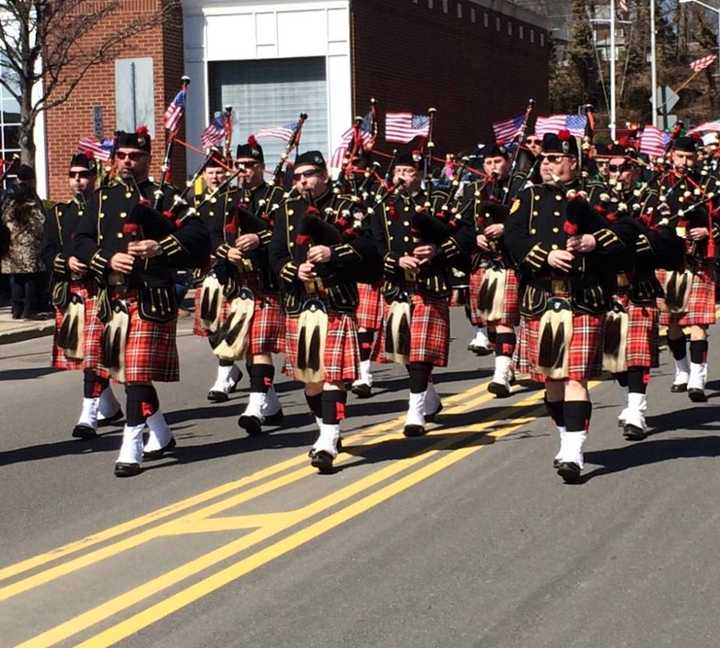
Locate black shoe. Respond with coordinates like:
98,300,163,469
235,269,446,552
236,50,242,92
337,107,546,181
670,383,687,393
310,450,335,474
143,437,176,460
238,414,264,436
351,383,373,399
97,409,123,427
425,403,443,423
689,388,707,403
207,390,230,402
264,409,284,426
556,462,582,484
403,424,426,437
488,381,511,398
623,423,648,441
114,462,142,477
469,344,493,357
24,311,52,321
72,424,98,440
552,458,560,469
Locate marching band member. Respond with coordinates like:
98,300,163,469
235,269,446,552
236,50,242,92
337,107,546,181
73,129,210,477
43,152,122,439
269,151,377,473
505,131,627,483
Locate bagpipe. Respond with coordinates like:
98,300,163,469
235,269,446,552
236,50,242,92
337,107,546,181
271,113,307,187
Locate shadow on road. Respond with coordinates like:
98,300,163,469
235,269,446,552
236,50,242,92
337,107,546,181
0,367,60,381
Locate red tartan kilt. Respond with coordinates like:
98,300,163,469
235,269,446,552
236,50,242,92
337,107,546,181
248,293,285,356
283,311,359,384
657,267,717,327
613,296,658,368
356,282,383,331
377,292,450,367
192,288,233,337
522,312,605,383
468,267,520,327
51,283,94,371
84,290,179,383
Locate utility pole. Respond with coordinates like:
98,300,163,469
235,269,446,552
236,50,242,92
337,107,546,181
650,0,658,127
610,0,617,139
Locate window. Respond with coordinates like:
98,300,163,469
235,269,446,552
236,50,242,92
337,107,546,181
428,0,433,8
540,32,545,46
519,25,524,40
208,57,328,164
530,28,535,43
442,0,448,13
0,58,21,176
483,12,488,27
496,16,501,31
507,21,512,36
457,2,462,19
471,7,476,23
115,58,155,136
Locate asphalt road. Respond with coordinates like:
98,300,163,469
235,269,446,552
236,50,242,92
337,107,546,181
1,308,719,648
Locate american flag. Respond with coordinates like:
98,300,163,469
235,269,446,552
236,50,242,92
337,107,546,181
254,123,296,142
163,88,187,134
330,113,373,169
690,54,717,73
77,136,113,162
535,114,588,138
639,125,671,159
201,112,226,149
689,120,720,135
385,112,430,144
492,114,524,145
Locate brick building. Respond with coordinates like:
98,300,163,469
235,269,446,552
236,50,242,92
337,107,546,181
38,0,549,200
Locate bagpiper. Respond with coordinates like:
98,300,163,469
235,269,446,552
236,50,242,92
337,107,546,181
655,136,718,402
371,151,471,437
43,152,123,439
192,151,244,402
73,128,210,477
269,151,377,473
505,131,627,483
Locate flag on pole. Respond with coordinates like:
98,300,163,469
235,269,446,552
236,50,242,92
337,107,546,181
385,112,430,143
163,87,187,134
639,125,671,159
201,112,226,149
690,54,717,73
689,120,720,135
492,114,524,145
330,113,373,169
535,114,588,138
254,123,296,142
78,136,114,162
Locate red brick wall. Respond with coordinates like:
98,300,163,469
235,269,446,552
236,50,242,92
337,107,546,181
45,0,185,201
351,0,550,156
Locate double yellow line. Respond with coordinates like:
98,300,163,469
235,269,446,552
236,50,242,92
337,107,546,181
5,378,558,647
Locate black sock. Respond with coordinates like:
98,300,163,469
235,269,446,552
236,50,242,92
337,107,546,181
614,371,628,388
357,331,374,362
690,339,709,364
627,367,649,394
544,397,565,428
305,392,323,420
83,369,107,398
667,335,687,361
564,400,592,433
494,332,516,358
488,328,497,345
407,362,432,393
250,364,274,393
125,384,159,426
322,390,347,425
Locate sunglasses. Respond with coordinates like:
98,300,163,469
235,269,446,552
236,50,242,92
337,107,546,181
235,160,260,169
525,138,542,145
68,171,91,179
115,151,146,161
541,154,568,164
608,163,631,173
293,168,321,181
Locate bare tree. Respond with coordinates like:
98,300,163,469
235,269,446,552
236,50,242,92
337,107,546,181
0,0,181,166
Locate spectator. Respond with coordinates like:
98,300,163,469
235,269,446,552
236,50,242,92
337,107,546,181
0,164,50,319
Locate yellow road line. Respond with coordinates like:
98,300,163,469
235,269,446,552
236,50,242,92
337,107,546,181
0,377,493,584
0,382,499,602
22,393,545,648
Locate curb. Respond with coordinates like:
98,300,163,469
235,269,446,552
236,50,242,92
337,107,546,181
0,322,55,346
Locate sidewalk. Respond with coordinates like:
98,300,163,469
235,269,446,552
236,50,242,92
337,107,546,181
0,306,55,345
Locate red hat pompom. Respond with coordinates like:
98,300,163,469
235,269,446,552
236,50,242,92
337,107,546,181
558,129,571,142
123,223,139,235
136,125,149,137
82,148,96,160
691,132,702,142
248,135,259,148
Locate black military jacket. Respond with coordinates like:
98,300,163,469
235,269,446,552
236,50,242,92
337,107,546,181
371,187,471,299
504,180,627,317
73,176,210,321
269,187,375,316
43,194,88,281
